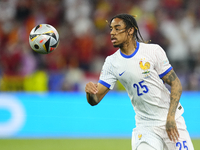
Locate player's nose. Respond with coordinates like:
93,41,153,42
110,29,116,35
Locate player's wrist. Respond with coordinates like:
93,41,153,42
87,93,98,106
166,114,175,120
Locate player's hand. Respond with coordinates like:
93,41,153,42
166,117,179,143
85,82,98,94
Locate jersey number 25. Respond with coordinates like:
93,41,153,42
133,80,149,96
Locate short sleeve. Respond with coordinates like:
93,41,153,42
154,45,173,78
98,57,117,90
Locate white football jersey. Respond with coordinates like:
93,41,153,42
99,42,184,127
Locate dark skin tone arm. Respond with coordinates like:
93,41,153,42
85,82,110,106
162,69,182,143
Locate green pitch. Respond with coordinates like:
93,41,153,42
0,139,199,150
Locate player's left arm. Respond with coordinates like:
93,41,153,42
162,69,182,142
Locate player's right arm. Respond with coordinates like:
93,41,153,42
85,82,110,106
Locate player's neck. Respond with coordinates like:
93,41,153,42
120,40,136,55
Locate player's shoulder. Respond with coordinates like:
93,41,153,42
139,42,162,50
105,49,120,62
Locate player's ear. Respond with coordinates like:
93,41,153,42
128,27,134,35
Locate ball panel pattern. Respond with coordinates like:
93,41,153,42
29,24,59,54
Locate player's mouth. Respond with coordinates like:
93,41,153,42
111,38,117,43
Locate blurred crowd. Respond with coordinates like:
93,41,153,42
0,0,200,91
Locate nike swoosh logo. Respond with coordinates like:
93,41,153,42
119,71,125,76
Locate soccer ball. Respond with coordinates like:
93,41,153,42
29,24,59,54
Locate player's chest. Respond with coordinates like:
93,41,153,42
114,57,155,81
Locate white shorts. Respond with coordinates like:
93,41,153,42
132,116,194,150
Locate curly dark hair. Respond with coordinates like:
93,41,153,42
110,13,145,42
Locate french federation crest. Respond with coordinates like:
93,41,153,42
138,134,142,140
139,59,151,78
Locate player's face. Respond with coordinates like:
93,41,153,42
110,18,129,48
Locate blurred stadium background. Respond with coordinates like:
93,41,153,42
0,0,200,149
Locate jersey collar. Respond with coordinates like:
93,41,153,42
120,41,139,58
